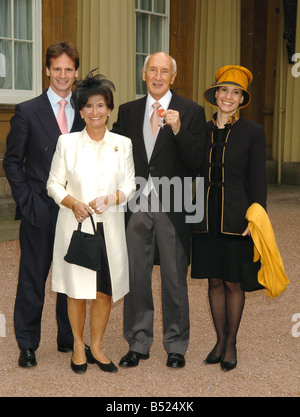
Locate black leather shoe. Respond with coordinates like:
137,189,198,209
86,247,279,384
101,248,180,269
86,347,118,373
221,358,237,372
204,351,223,364
18,349,37,368
119,350,150,367
57,343,73,353
71,359,87,374
166,353,185,368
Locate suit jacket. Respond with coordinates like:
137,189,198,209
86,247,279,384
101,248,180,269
3,91,85,232
112,90,206,254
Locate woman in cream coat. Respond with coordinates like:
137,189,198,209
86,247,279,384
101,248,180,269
47,73,135,374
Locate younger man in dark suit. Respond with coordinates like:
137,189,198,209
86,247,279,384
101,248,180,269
3,41,85,367
112,52,206,368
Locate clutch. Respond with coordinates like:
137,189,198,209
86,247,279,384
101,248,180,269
240,259,264,292
64,213,102,271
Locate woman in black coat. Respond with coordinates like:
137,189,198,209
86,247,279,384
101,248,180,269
191,65,267,371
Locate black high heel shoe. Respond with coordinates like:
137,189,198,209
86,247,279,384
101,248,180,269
203,351,223,364
86,347,118,373
221,358,237,371
220,344,237,371
220,353,237,372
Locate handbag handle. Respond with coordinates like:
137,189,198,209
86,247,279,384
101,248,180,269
78,213,97,234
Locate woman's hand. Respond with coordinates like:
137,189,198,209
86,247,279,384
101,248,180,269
89,194,117,214
73,201,93,223
242,226,251,236
60,195,93,223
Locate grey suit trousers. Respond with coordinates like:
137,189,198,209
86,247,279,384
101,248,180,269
124,195,190,355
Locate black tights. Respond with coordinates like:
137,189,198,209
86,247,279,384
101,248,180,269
207,278,245,361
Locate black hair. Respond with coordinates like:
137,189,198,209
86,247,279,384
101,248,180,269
73,69,115,110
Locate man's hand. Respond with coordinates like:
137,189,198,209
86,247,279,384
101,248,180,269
162,109,181,134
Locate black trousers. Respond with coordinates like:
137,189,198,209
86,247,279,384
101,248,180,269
14,217,73,350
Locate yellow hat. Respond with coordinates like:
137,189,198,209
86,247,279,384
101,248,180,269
204,65,253,109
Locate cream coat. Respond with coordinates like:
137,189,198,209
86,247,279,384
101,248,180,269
47,128,136,301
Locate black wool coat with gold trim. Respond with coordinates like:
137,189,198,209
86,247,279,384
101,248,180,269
193,117,267,236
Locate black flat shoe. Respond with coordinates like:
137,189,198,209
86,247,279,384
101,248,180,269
203,351,223,364
166,353,185,368
71,359,87,374
119,350,150,367
221,358,237,372
86,347,118,373
18,349,37,368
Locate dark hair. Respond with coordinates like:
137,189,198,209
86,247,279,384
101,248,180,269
46,41,80,70
73,69,115,111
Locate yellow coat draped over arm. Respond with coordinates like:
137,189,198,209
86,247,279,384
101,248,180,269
246,203,289,298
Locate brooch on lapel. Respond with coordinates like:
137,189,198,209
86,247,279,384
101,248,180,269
158,108,166,129
114,146,119,152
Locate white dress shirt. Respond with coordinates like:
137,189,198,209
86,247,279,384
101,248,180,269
142,90,172,198
146,89,172,120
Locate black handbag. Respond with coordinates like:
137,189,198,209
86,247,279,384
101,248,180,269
64,213,102,271
240,259,264,292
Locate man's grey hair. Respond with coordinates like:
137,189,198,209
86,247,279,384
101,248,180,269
143,53,177,75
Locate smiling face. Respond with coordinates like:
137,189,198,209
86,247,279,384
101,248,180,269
215,85,244,115
142,52,177,101
80,94,111,131
46,53,78,98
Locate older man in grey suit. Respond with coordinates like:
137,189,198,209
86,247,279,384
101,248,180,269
112,52,206,368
